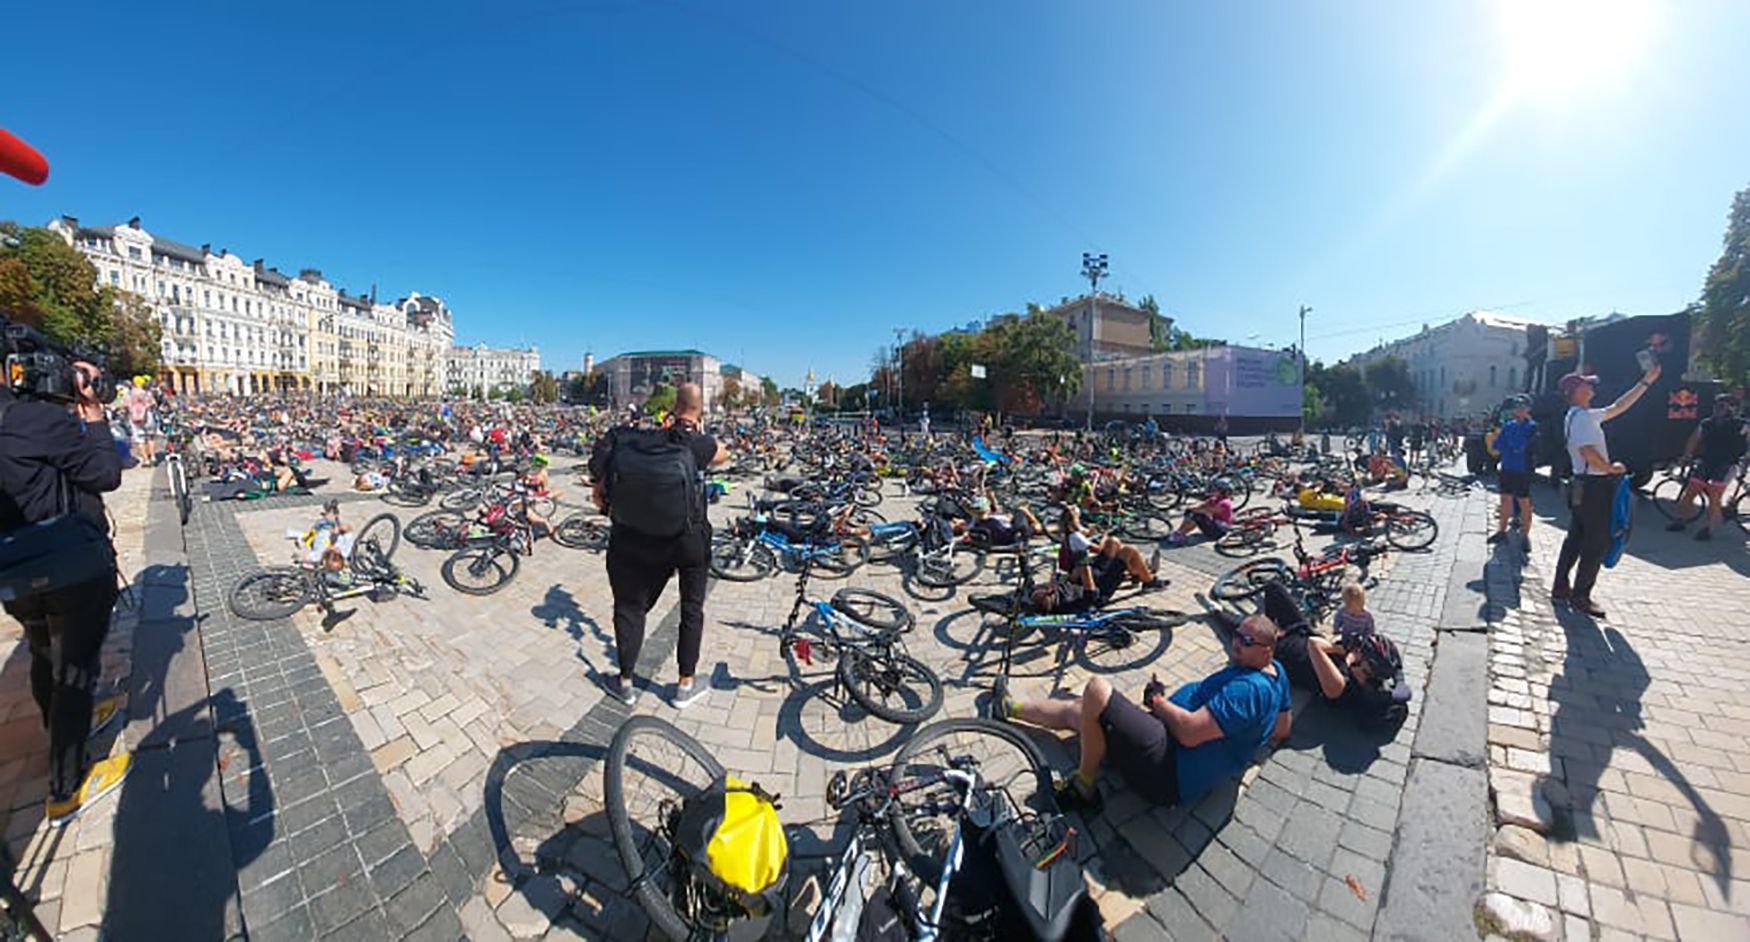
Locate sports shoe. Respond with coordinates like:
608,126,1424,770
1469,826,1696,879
1695,528,1713,542
1550,585,1570,603
1665,520,1688,532
983,677,1016,722
1148,548,1162,574
89,695,125,742
671,680,707,709
1570,597,1606,619
606,674,636,706
1486,531,1506,545
46,753,133,826
1052,774,1102,815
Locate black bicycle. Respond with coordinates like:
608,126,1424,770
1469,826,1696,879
605,715,1094,942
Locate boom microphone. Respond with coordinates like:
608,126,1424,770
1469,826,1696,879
0,128,49,185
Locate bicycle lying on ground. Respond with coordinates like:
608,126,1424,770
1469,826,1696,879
605,715,1102,941
967,541,1189,674
1210,520,1389,618
777,560,942,724
228,513,424,620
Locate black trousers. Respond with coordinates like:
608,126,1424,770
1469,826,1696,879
605,525,709,679
3,573,118,801
1553,473,1618,602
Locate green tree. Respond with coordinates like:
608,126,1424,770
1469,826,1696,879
760,376,779,407
101,288,163,377
1696,186,1750,386
1139,294,1171,352
1306,361,1371,427
1364,357,1417,416
0,223,161,376
1302,381,1327,428
529,370,559,404
505,386,526,403
987,306,1081,414
645,382,677,416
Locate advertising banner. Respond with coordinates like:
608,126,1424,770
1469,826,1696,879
1202,346,1302,417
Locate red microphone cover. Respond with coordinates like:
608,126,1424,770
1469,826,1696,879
0,128,49,185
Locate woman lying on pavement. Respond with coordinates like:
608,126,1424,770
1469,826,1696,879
988,614,1291,811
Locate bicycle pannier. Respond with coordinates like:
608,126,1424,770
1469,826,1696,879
674,774,789,915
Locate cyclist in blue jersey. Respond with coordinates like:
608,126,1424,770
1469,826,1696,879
1489,396,1538,552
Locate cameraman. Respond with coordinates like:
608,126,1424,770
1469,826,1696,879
0,358,128,823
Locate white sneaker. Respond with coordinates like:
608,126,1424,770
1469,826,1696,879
606,674,636,706
671,681,707,710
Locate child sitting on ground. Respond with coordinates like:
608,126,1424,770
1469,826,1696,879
1332,582,1376,645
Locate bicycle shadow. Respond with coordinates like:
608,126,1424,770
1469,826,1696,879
775,677,918,764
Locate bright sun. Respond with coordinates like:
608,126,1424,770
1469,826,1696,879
1498,0,1658,103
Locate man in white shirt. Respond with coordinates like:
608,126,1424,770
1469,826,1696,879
1550,362,1660,618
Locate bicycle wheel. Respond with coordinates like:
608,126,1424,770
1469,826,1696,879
442,545,520,595
1080,609,1190,673
811,536,869,577
838,648,942,724
381,481,431,507
169,458,191,526
854,483,884,508
867,526,918,565
709,537,776,581
1384,508,1439,551
1650,476,1702,523
438,486,480,511
406,510,465,550
1119,509,1173,542
1211,558,1293,601
355,512,402,562
229,568,312,620
911,545,985,588
829,588,913,634
890,718,1053,885
604,716,730,942
552,513,609,550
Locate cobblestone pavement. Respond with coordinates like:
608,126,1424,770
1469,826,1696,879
1479,484,1750,941
1,465,151,940
57,458,1750,941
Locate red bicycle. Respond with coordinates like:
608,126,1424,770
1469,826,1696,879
1210,521,1389,616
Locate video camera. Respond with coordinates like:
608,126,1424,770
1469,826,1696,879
0,316,116,404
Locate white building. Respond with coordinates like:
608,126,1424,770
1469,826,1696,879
446,343,540,395
49,214,458,396
1082,344,1303,432
1346,311,1537,420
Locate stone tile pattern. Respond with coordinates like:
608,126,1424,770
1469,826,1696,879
189,495,466,940
1481,486,1750,940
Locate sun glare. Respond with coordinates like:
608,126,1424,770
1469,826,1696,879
1498,0,1657,103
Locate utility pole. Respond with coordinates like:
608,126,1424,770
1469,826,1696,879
1298,305,1312,433
1081,253,1109,430
893,327,905,422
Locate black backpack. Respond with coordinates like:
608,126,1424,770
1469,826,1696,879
604,426,703,538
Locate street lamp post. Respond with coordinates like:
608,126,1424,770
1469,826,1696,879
1081,253,1108,430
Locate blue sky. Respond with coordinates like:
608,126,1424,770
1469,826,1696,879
5,0,1748,387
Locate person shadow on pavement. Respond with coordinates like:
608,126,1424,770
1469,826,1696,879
1543,617,1733,896
106,686,271,940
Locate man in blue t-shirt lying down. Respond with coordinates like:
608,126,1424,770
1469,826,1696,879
989,615,1292,811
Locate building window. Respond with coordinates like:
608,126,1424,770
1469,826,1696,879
1162,363,1175,388
1489,365,1497,387
127,246,141,260
1509,366,1517,389
1187,362,1201,388
109,270,120,285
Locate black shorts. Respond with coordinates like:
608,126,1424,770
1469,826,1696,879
1189,512,1227,539
1498,469,1532,499
1273,630,1319,692
1098,695,1180,806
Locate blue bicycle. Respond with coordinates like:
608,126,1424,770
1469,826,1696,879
969,548,1188,674
708,513,870,581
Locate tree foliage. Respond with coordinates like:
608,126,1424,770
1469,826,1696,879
529,370,560,404
1365,356,1418,415
0,222,162,376
1304,361,1373,428
645,382,677,416
760,376,779,406
1696,186,1750,386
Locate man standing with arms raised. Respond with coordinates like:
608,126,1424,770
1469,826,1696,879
592,383,727,707
1550,360,1660,618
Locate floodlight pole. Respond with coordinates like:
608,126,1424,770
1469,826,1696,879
1080,252,1108,430
1298,305,1312,433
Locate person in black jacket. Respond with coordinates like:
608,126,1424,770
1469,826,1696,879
0,360,128,824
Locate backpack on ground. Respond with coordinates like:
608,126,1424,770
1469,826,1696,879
673,774,789,918
603,426,703,538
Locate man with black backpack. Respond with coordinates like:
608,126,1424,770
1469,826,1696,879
591,383,726,707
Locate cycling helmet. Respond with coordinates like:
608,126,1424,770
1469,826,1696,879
533,453,551,466
1354,633,1402,680
1211,477,1234,496
1069,463,1086,477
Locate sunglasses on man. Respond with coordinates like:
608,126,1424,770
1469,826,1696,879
1234,630,1269,648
